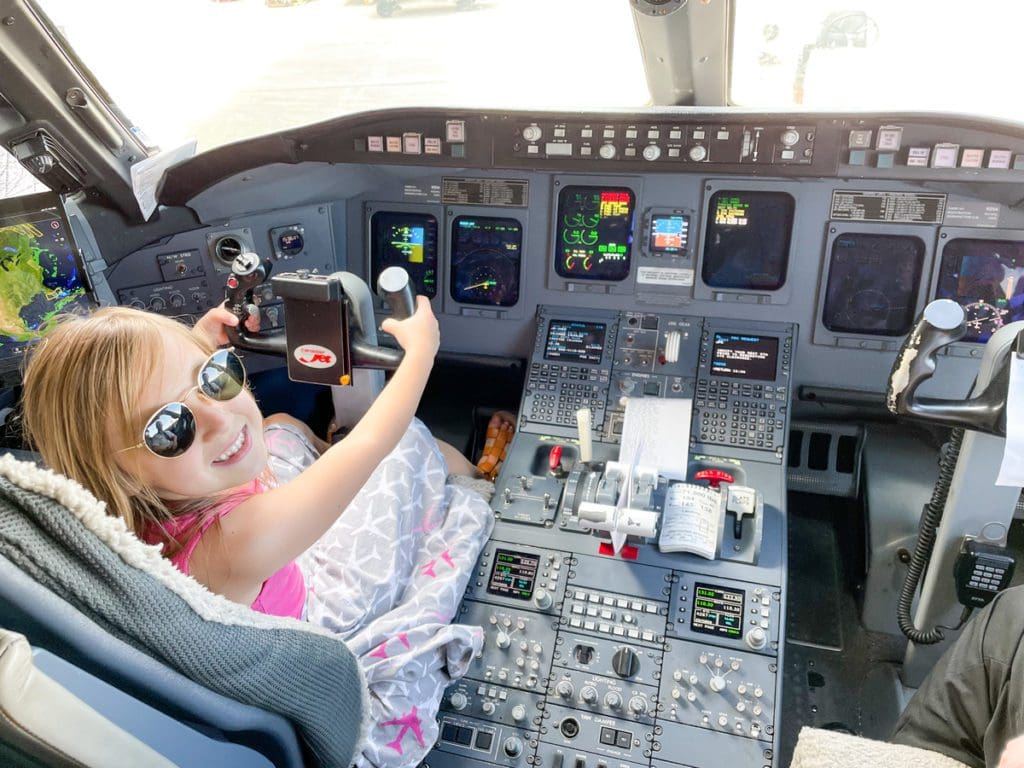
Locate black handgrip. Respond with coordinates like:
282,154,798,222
887,299,1010,436
377,266,416,320
223,253,287,355
887,299,966,416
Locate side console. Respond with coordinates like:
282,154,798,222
425,305,794,768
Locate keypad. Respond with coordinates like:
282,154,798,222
694,380,786,450
527,362,609,428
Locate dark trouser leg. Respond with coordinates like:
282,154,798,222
890,585,1024,768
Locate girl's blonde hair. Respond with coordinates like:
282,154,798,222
21,307,216,538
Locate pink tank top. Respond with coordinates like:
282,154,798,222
144,477,306,619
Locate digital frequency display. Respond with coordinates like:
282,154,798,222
711,333,779,380
370,211,438,298
0,192,93,369
702,190,794,290
823,233,925,336
934,237,1024,342
691,583,745,639
449,216,522,307
486,549,538,601
555,186,635,281
544,320,606,365
649,213,690,255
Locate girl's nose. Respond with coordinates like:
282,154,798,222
189,393,234,434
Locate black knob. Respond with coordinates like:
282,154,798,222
611,647,640,678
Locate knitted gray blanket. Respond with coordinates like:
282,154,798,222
0,453,368,768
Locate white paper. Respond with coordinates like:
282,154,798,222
129,140,197,220
997,355,1024,485
578,502,659,554
658,483,722,560
619,397,692,481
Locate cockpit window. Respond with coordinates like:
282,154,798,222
35,0,649,153
731,1,1024,123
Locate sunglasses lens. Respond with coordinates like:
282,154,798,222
199,349,246,401
143,402,196,458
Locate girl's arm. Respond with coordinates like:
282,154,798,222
213,296,440,582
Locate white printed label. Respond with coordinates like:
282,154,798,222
293,344,336,368
637,267,694,287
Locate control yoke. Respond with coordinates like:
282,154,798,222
887,299,1019,437
223,252,415,383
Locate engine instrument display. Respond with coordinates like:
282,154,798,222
935,237,1024,342
554,186,635,281
370,211,438,298
702,190,794,290
691,583,744,639
544,320,607,365
449,216,522,307
0,192,93,370
648,213,690,255
711,333,779,380
822,233,925,336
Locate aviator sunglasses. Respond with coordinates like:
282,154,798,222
118,348,247,459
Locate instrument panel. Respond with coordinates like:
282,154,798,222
59,107,1024,768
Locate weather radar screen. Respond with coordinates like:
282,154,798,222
449,216,522,307
370,211,438,298
555,186,635,281
702,190,794,290
0,192,93,370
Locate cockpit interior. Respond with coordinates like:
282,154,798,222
0,0,1023,766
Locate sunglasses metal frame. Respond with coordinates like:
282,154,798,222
117,348,247,459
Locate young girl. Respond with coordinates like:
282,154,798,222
20,300,495,768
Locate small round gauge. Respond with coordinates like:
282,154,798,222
962,300,1008,341
276,228,305,258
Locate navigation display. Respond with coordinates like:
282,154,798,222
486,549,538,601
554,186,635,281
0,192,93,369
449,216,522,307
544,320,606,365
648,213,690,255
711,333,779,380
691,582,744,639
702,191,794,290
370,211,438,298
934,237,1024,342
823,233,925,336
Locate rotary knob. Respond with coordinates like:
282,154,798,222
604,691,622,710
482,701,496,715
745,627,767,650
556,680,575,699
688,144,708,162
612,647,640,678
642,144,662,161
496,631,512,649
599,143,617,160
503,737,523,758
534,589,553,610
511,704,527,722
780,127,801,147
628,695,647,715
449,692,468,711
580,686,598,705
709,675,727,693
522,124,542,142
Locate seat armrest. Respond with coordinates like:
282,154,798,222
0,628,178,768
